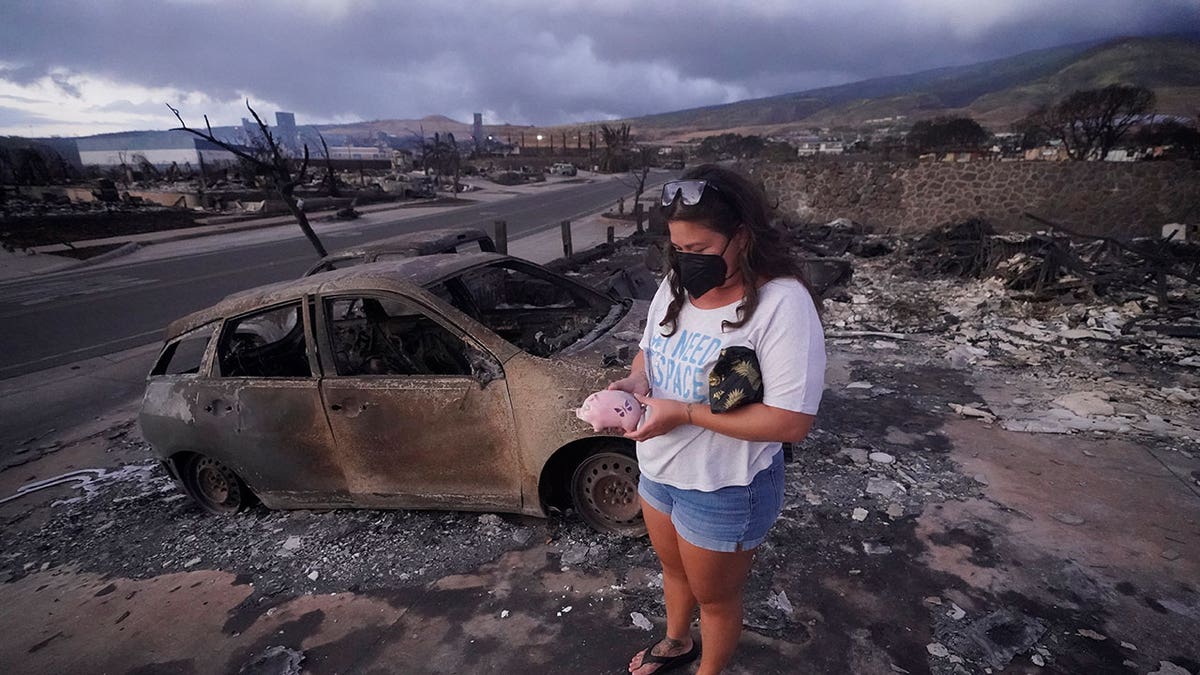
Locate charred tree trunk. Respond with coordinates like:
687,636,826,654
169,101,327,259
279,181,327,258
632,165,649,213
318,132,340,198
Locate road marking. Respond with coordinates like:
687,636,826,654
2,274,159,307
0,329,163,377
0,254,316,320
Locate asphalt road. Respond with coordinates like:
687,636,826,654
0,176,654,380
0,175,664,453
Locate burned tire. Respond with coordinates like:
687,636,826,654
570,448,645,535
184,455,250,515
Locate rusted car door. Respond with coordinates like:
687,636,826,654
203,300,350,505
316,292,522,509
142,321,224,456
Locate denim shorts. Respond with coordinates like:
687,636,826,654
638,451,785,552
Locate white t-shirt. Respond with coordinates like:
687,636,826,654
637,276,826,490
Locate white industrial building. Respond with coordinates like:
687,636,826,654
796,138,846,156
76,131,239,169
327,145,391,160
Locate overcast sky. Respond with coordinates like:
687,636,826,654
0,0,1195,137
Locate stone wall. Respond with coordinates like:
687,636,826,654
749,159,1199,237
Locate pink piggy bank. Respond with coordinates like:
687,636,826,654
576,390,644,433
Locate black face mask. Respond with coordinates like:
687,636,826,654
674,237,733,299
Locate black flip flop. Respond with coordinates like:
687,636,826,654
631,641,700,673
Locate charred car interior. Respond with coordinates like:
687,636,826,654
325,296,481,377
428,260,623,358
219,304,311,378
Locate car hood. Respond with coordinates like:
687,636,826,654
556,299,649,376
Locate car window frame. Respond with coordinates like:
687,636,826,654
212,297,321,379
313,288,504,381
150,321,220,378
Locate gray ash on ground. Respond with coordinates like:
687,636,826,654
0,452,610,595
4,333,1160,672
2,222,1198,673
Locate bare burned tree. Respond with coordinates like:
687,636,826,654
1017,85,1156,160
425,132,461,198
618,145,654,213
448,133,461,198
599,123,632,173
167,101,328,257
906,116,990,155
315,129,341,198
1133,118,1200,159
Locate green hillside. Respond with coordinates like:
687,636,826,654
624,35,1200,135
968,36,1200,125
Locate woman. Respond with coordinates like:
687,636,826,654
608,165,826,675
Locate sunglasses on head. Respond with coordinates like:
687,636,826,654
661,179,720,207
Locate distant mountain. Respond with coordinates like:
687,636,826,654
618,35,1200,138
320,35,1199,143
319,115,473,138
964,36,1200,127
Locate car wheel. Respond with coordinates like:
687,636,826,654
186,455,249,515
570,449,645,535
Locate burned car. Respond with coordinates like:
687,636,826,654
140,253,648,534
303,227,497,276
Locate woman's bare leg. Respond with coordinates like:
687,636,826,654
676,536,755,675
630,498,697,674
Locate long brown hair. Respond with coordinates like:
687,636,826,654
658,164,815,336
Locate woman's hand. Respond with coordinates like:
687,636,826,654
607,371,649,397
623,393,687,442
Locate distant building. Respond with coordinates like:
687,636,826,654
1104,148,1141,162
275,112,298,153
796,138,845,156
1024,141,1070,161
76,131,239,169
473,113,483,153
35,137,83,169
938,150,989,162
327,145,390,161
862,115,907,125
391,150,415,171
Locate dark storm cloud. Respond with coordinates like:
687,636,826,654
567,1,1200,89
49,73,81,98
0,0,1194,131
0,64,51,87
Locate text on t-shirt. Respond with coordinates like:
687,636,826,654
646,328,724,402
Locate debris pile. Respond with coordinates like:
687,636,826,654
911,215,1200,310
786,216,1200,449
786,217,895,259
